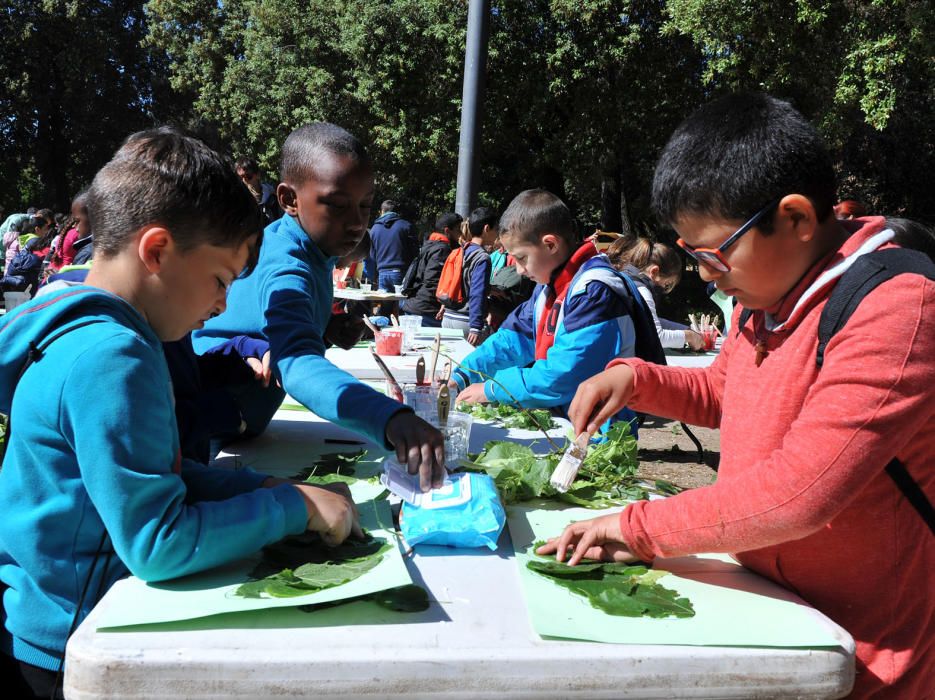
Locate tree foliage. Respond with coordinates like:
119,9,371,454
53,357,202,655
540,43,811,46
2,1,931,226
0,1,189,213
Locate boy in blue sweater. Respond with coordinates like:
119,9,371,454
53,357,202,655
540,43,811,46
0,127,360,698
193,122,445,490
452,189,663,424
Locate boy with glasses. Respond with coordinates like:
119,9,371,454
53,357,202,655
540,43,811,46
539,93,934,698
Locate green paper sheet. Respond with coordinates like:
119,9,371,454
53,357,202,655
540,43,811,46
215,415,388,503
96,500,410,630
507,505,847,649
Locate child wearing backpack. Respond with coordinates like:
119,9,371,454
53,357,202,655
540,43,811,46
438,207,496,345
0,127,360,699
607,234,705,350
400,212,461,328
451,189,663,427
540,93,934,699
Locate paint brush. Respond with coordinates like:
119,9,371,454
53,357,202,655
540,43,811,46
549,432,591,493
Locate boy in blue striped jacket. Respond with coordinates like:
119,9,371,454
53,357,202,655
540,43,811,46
452,189,663,426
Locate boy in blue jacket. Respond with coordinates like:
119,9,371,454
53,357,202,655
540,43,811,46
452,189,663,425
193,122,445,491
0,127,360,698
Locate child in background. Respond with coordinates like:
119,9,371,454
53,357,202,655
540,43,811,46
55,192,90,269
440,207,496,345
400,212,461,328
451,189,663,427
607,234,705,350
193,122,445,491
0,127,359,698
540,93,934,698
0,236,44,293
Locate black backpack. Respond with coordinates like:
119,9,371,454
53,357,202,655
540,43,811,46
737,247,935,534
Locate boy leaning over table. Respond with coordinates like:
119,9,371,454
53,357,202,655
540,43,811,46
193,122,445,492
451,189,663,430
539,93,934,698
0,128,361,699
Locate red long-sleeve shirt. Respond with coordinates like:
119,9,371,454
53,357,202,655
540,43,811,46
615,218,934,698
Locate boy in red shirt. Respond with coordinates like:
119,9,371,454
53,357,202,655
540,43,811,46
539,93,934,698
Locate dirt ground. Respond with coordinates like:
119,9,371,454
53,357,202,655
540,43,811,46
636,415,720,490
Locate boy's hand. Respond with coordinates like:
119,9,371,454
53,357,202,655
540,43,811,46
456,383,488,405
568,364,636,435
435,306,446,321
536,512,638,567
466,330,484,346
293,483,363,546
385,412,446,492
324,313,366,350
245,350,272,387
684,329,705,351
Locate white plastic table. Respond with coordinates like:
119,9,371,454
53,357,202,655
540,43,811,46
65,409,854,699
325,337,475,383
333,287,406,302
664,348,719,368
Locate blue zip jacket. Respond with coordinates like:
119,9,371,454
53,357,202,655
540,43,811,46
368,212,417,272
0,287,308,670
192,213,407,446
452,255,662,418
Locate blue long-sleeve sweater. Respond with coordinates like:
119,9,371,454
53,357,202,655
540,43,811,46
452,255,662,421
0,287,308,670
192,213,407,446
368,212,417,272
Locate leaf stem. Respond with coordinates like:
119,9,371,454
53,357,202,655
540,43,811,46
440,353,562,452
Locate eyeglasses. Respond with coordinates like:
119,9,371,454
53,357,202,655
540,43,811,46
676,199,779,273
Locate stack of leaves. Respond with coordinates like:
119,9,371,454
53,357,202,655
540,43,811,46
235,532,390,599
457,402,556,431
462,421,679,507
527,549,695,619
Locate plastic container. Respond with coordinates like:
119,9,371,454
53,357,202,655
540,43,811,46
3,291,31,312
398,315,422,350
374,328,404,356
702,328,717,351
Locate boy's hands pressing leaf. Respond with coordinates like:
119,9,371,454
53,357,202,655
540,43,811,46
536,512,637,566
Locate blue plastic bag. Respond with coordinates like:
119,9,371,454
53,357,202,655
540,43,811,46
399,472,505,550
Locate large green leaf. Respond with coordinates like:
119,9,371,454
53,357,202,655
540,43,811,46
236,535,391,599
526,553,694,619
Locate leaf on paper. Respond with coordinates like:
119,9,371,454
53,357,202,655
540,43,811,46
526,553,694,619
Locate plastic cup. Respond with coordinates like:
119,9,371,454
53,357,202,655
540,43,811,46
438,410,474,466
702,328,717,351
374,328,404,356
402,383,437,422
398,315,422,350
335,280,347,289
394,284,405,295
359,283,372,292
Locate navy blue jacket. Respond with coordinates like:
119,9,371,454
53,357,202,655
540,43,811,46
368,212,418,272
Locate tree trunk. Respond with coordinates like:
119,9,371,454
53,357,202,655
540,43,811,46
600,163,621,233
618,163,633,237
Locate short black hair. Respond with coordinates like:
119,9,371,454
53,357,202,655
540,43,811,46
280,122,370,186
235,156,259,175
87,126,263,261
652,93,836,232
465,206,498,239
435,212,462,232
499,189,575,246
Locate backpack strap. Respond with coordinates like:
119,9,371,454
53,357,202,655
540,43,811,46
5,318,104,447
816,247,935,533
817,247,935,367
885,458,935,536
